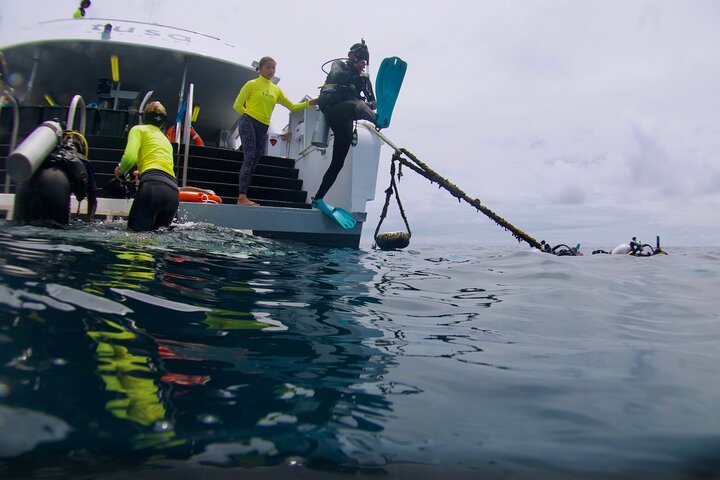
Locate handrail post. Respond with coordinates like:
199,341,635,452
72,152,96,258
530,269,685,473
1,93,20,193
66,94,86,135
181,83,193,187
137,90,154,124
358,120,401,153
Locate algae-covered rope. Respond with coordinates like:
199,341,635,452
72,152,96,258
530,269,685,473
362,122,543,250
365,123,664,254
394,147,543,250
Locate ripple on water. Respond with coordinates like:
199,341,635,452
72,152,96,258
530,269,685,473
1,224,720,478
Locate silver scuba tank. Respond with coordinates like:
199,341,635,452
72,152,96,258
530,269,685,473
6,120,64,182
311,108,329,148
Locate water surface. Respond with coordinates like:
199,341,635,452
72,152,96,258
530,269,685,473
0,220,718,479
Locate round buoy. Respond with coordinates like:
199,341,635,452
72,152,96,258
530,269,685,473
375,231,410,250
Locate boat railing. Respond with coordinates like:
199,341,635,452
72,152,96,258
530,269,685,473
295,144,322,162
0,91,20,193
358,120,401,153
138,90,154,124
180,82,194,187
66,95,87,136
227,116,241,149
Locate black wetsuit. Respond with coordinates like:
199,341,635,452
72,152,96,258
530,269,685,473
127,170,179,231
13,139,97,224
315,60,377,200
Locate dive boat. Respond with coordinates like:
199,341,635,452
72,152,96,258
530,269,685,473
0,17,385,248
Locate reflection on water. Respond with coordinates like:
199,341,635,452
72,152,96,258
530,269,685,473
0,222,392,478
1,222,720,479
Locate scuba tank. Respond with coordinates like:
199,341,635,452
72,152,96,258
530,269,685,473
311,108,329,148
12,125,97,224
6,120,63,182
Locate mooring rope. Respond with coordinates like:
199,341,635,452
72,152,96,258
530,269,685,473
371,137,542,250
364,122,665,255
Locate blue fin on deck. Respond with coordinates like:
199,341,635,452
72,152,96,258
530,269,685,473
312,199,357,230
375,57,407,129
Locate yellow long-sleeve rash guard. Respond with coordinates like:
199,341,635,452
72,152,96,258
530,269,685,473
233,75,310,125
118,124,175,178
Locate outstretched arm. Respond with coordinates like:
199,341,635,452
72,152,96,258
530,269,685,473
277,88,312,112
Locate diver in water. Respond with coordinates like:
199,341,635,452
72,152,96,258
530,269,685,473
114,101,179,231
591,236,667,256
314,40,377,202
13,130,97,225
552,243,583,256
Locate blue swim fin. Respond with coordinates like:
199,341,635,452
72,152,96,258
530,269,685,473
312,199,357,229
375,57,407,129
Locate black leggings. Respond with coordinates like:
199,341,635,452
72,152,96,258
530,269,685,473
237,114,269,195
128,170,179,231
314,100,375,200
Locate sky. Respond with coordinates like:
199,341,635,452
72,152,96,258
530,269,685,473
2,0,719,248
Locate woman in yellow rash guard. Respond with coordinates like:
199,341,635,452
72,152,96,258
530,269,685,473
115,101,179,231
232,56,317,206
73,0,91,18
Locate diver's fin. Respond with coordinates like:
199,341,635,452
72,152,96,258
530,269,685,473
312,199,357,230
375,57,407,129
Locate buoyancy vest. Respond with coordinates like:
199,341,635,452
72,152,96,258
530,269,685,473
47,137,92,203
318,60,375,108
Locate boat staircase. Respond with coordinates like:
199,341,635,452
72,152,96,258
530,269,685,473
78,135,310,208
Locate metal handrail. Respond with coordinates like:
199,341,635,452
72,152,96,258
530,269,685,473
66,94,86,135
228,115,241,147
358,120,400,153
138,90,154,124
1,92,20,193
180,83,194,187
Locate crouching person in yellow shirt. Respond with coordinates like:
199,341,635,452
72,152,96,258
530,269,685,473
114,101,179,231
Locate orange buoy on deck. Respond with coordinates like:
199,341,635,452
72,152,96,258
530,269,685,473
178,190,222,203
167,125,205,146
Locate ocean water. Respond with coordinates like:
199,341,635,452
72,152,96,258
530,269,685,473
0,220,719,480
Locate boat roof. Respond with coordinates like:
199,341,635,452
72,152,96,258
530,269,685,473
1,18,263,142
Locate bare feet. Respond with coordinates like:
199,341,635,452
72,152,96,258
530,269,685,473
236,194,259,206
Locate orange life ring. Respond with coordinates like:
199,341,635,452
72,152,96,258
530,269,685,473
178,190,222,203
166,125,205,146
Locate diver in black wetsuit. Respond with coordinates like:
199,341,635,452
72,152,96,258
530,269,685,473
314,41,377,201
13,131,97,225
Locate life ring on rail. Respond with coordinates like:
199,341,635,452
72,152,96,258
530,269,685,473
166,125,205,146
178,190,222,204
